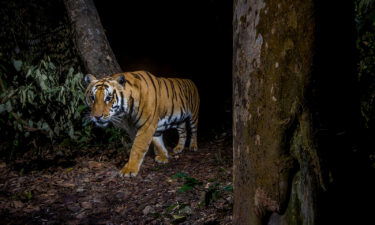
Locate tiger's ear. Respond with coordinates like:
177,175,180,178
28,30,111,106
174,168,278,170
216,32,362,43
84,74,97,84
117,75,126,86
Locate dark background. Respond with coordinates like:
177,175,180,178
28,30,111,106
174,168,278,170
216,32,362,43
0,0,375,223
94,0,233,137
310,1,375,223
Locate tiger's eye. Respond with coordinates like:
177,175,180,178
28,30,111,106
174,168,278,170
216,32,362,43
91,95,95,101
105,96,111,102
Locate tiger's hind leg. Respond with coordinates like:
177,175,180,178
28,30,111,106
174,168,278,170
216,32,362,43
188,117,198,151
173,122,187,154
152,135,169,164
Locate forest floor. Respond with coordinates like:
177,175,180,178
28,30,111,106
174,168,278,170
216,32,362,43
0,135,233,225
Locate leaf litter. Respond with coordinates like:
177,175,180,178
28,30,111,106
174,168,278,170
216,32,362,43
0,138,233,225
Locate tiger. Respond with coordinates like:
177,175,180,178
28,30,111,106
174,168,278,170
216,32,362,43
84,71,200,177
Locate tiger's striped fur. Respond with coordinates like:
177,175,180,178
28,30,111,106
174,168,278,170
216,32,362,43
84,71,200,177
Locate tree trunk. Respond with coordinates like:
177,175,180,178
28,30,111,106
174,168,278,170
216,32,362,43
64,0,122,78
233,0,323,224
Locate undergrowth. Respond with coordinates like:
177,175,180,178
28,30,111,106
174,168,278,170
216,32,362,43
0,57,129,160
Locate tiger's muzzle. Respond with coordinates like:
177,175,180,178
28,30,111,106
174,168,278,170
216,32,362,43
91,115,110,127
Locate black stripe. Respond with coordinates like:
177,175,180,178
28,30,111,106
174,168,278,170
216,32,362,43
95,84,109,90
137,114,151,129
168,100,175,122
176,79,186,101
134,93,144,121
129,96,134,115
176,80,187,113
145,72,157,92
126,81,133,87
111,89,117,107
114,90,119,104
192,115,199,124
177,129,186,133
136,94,142,118
139,73,149,88
168,79,177,101
153,132,162,137
191,82,197,111
145,72,159,121
179,108,184,121
157,77,161,92
180,94,187,113
120,92,124,111
176,79,183,93
183,80,191,110
162,79,169,98
130,72,142,80
134,107,144,126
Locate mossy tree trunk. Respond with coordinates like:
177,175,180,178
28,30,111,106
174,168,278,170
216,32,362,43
64,0,122,78
233,0,324,224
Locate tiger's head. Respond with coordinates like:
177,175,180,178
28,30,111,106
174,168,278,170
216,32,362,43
84,73,131,128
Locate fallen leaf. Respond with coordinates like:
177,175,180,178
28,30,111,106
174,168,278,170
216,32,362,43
76,188,85,192
115,191,127,199
23,205,40,213
76,212,86,219
0,162,6,169
143,205,155,215
12,200,24,208
66,167,74,173
179,206,193,215
67,203,80,212
81,201,92,209
59,182,75,188
88,161,103,169
115,205,125,213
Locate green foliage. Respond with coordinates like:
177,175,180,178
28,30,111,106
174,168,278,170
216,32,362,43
203,182,233,207
12,190,33,202
357,0,375,14
172,172,203,193
163,202,191,223
0,58,90,149
0,0,85,154
356,0,375,128
171,172,189,179
0,0,80,70
0,57,130,156
0,0,129,157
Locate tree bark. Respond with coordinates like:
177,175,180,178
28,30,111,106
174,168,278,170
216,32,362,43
64,0,122,78
233,0,323,224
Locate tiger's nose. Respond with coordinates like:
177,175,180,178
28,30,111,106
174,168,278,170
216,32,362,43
94,115,102,120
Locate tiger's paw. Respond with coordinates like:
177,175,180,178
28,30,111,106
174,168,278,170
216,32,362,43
155,155,169,164
119,163,139,177
189,143,198,151
173,145,185,154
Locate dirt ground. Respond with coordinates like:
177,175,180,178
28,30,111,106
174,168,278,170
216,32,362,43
0,136,232,225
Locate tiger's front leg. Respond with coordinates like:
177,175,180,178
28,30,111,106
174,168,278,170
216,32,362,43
119,125,156,177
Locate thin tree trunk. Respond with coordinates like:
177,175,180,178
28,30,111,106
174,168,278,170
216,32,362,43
233,0,323,224
64,0,122,78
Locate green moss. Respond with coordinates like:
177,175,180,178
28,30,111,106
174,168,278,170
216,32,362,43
283,172,303,225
